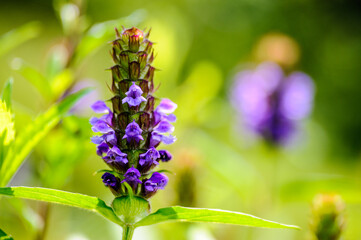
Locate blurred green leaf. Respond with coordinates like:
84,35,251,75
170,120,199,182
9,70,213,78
0,187,124,227
1,77,13,109
0,228,13,240
0,22,41,57
134,206,300,229
72,9,146,66
13,60,53,100
0,89,91,187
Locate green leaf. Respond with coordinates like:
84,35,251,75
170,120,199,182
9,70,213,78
0,89,91,187
0,228,13,240
1,78,13,109
0,187,124,227
13,60,53,100
0,22,41,57
135,206,299,229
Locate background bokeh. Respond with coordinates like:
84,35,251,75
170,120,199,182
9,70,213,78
0,0,361,239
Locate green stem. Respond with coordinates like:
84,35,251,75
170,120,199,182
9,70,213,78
122,225,135,240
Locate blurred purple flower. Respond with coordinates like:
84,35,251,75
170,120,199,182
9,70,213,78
231,62,314,144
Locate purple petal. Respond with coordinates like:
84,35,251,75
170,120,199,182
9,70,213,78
91,136,104,144
166,114,177,122
91,101,110,114
156,99,177,114
92,121,113,133
161,134,177,145
154,120,174,133
280,72,314,120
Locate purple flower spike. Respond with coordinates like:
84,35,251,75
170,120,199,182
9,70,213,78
102,172,119,189
158,150,172,162
123,120,144,143
122,82,147,107
122,166,142,184
156,99,177,114
91,28,176,198
91,101,110,113
154,120,175,134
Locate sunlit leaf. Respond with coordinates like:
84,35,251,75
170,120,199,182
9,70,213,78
0,89,91,187
13,60,53,100
0,187,124,227
135,206,299,229
0,228,13,240
0,22,41,57
1,77,13,109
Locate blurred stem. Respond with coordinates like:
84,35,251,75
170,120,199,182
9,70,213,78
36,202,51,240
122,225,135,240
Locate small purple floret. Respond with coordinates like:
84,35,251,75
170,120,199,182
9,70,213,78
102,172,119,188
122,82,147,107
123,120,144,143
139,147,160,166
158,150,172,162
96,142,109,156
144,172,168,194
122,166,142,184
103,146,128,165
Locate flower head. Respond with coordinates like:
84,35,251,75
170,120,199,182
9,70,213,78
90,27,176,199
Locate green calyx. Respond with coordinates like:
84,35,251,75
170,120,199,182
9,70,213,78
112,195,150,224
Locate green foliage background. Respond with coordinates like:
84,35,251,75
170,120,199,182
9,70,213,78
0,0,360,239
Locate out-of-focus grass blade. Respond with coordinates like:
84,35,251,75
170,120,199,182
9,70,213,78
0,187,124,227
13,60,53,100
0,22,41,57
1,78,13,109
135,206,300,229
0,89,91,187
72,9,146,66
0,228,13,240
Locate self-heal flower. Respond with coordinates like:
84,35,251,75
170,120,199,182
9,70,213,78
91,27,176,199
123,120,143,143
122,82,147,107
231,62,314,145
